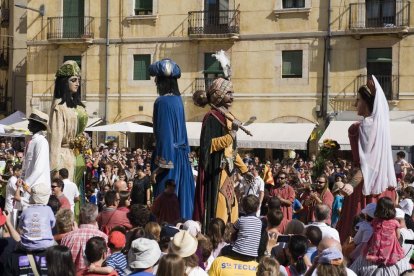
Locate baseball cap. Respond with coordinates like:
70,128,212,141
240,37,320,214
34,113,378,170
109,231,126,249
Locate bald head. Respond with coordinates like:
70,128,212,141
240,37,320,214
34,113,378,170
314,204,331,222
318,237,342,252
114,180,128,192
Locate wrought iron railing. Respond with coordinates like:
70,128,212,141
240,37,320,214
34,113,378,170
349,1,410,29
47,16,94,40
330,74,399,112
357,74,399,100
188,10,240,36
194,78,216,92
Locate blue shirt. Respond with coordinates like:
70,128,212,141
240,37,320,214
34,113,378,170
331,195,344,226
292,198,302,219
129,272,154,276
19,205,55,251
106,252,127,276
306,246,318,263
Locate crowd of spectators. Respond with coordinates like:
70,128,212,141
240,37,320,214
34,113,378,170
1,138,414,275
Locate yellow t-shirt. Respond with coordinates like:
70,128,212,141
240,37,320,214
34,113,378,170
208,256,258,276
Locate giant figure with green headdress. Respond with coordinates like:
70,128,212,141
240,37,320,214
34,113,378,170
48,60,88,195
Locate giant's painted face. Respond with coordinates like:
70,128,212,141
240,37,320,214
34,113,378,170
68,76,80,94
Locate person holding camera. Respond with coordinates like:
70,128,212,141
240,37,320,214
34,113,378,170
300,175,333,225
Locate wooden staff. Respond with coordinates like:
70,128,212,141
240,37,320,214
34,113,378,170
210,103,253,136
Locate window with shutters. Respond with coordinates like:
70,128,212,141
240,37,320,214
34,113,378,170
203,53,224,89
366,48,393,99
135,0,153,15
204,53,224,77
282,50,302,78
274,0,311,18
133,55,151,80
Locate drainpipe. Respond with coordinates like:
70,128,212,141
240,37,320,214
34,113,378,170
104,0,110,124
322,0,332,119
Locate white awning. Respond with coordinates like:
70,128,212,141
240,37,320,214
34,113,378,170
0,111,25,125
319,121,414,150
186,122,315,149
85,122,153,133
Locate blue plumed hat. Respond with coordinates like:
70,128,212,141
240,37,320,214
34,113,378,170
148,58,181,78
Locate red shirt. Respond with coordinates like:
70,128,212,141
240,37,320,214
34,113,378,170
97,208,132,232
270,184,295,233
57,194,71,210
301,190,334,225
77,268,118,276
151,192,180,224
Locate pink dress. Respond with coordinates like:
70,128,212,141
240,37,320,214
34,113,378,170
365,218,405,266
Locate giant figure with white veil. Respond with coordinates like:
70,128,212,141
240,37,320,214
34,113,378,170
336,76,397,242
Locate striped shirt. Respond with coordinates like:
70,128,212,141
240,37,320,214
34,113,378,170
232,215,262,257
106,252,127,276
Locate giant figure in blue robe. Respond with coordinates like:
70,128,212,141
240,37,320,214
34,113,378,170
149,58,195,220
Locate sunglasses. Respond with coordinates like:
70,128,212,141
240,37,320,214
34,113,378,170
51,186,57,189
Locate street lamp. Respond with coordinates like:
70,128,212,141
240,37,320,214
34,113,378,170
14,4,45,16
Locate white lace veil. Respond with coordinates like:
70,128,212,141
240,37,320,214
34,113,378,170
358,75,397,195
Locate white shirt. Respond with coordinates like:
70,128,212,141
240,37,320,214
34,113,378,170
244,176,265,198
5,175,18,212
401,228,414,258
22,132,51,189
353,221,373,244
400,198,414,216
395,159,408,174
307,222,340,242
186,266,208,276
63,178,80,212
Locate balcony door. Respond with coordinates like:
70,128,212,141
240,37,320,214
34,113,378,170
366,0,395,27
204,0,229,34
367,48,392,99
63,0,85,38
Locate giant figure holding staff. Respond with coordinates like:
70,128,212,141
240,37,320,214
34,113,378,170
193,51,253,226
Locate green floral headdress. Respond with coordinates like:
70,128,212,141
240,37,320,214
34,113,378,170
55,60,81,78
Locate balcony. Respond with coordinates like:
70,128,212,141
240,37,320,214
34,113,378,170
349,1,410,37
193,78,215,93
357,74,399,100
330,74,399,112
47,16,94,43
188,10,240,39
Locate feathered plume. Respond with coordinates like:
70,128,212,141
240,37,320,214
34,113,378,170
212,50,231,79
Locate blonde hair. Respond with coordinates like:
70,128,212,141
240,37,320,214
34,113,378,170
55,209,74,234
256,256,280,276
145,222,161,241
